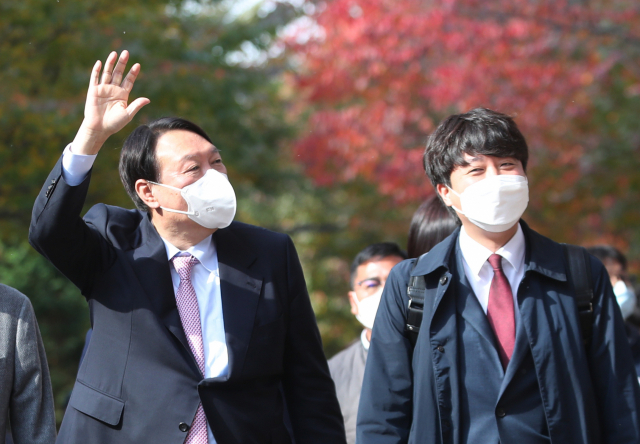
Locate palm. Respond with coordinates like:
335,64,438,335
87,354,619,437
85,84,135,134
81,50,149,140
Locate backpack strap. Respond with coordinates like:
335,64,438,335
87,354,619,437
405,259,426,347
562,244,594,347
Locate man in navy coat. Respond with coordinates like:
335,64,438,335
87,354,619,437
29,50,345,444
357,108,640,443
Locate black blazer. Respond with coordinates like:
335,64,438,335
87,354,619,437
29,158,346,444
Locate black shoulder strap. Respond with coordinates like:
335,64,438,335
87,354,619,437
562,244,594,347
405,259,426,347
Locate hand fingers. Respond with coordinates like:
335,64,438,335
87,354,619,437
111,50,130,85
121,63,141,93
101,51,118,84
126,97,151,120
89,60,101,88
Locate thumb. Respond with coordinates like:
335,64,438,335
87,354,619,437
126,97,151,119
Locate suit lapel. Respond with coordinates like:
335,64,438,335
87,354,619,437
499,319,529,396
127,216,200,376
214,225,263,379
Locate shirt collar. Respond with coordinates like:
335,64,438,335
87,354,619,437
458,223,525,276
360,329,370,351
161,235,218,273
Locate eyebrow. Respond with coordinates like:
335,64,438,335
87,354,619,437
179,147,221,162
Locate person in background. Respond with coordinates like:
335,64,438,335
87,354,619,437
0,284,56,444
586,245,637,320
587,245,640,378
328,243,407,444
407,195,459,259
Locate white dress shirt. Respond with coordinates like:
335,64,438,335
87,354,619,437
62,145,226,443
458,224,526,326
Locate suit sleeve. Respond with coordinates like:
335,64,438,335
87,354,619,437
586,257,640,443
9,295,57,444
28,155,115,295
357,261,415,444
280,236,347,444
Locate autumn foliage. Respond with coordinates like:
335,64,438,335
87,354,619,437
288,0,640,217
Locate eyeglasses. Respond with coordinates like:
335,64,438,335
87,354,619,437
355,278,384,297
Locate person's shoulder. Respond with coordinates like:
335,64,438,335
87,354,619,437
0,284,28,303
84,204,147,246
223,221,291,247
328,340,362,374
0,284,32,317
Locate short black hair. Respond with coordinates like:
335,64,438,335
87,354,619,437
586,245,627,271
350,242,407,289
119,117,213,212
423,107,529,189
407,195,460,259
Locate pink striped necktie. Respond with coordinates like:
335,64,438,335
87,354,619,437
486,253,516,369
172,254,209,444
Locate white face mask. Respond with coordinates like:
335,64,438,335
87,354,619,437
447,175,529,233
613,280,637,320
355,287,383,330
149,169,236,229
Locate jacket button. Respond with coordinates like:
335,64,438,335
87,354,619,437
439,276,448,285
496,407,506,418
436,345,445,353
179,422,190,432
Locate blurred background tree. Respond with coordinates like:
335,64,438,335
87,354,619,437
287,0,640,254
1,0,639,426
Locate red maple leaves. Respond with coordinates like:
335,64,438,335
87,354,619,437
287,0,640,203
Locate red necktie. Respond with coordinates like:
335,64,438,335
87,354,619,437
486,254,516,369
173,255,209,444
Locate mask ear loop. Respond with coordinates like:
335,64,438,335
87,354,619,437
445,185,465,215
147,181,197,216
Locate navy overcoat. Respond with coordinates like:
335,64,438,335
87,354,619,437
357,221,640,444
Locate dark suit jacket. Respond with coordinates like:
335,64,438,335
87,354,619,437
357,222,640,444
29,158,346,444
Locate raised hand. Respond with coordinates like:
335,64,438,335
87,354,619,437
73,50,150,155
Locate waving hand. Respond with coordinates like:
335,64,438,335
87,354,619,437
73,50,150,155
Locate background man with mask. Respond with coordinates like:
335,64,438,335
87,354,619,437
587,245,640,380
328,243,407,444
357,108,640,444
29,50,345,444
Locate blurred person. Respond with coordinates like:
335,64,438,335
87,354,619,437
328,243,407,444
407,195,459,258
586,245,637,320
357,108,640,444
0,284,56,444
587,245,640,378
29,50,345,444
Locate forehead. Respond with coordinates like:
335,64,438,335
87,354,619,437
354,255,404,280
155,130,216,163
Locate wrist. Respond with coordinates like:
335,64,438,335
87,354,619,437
72,123,109,155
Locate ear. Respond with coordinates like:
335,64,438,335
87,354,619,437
436,183,453,207
348,291,359,316
135,179,160,209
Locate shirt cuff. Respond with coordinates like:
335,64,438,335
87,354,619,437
61,144,97,186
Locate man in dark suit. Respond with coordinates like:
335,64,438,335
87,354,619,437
29,50,345,444
357,108,640,443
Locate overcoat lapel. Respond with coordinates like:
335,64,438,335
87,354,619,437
213,225,263,379
127,216,200,377
454,244,502,363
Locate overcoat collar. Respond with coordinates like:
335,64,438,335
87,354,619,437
411,220,568,284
